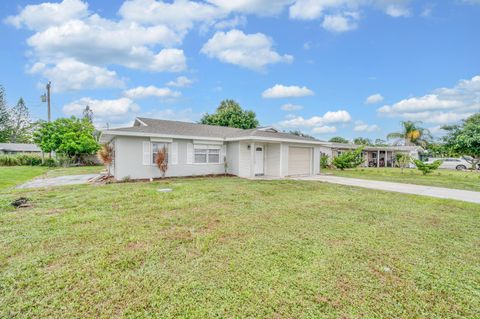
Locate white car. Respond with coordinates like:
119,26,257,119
425,157,472,170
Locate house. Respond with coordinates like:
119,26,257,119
0,143,41,155
320,142,423,168
99,117,323,180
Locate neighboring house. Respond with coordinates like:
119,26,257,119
99,117,323,180
320,143,423,168
0,143,41,155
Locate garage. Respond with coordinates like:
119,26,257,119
288,147,311,176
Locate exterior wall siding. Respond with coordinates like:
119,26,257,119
238,141,252,178
226,141,239,175
265,143,281,176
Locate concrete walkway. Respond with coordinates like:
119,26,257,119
17,174,100,189
293,175,480,204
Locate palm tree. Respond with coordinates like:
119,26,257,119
387,121,431,146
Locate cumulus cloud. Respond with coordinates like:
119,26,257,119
322,12,359,32
279,110,351,127
354,120,379,132
378,75,480,124
166,76,193,87
281,103,303,111
312,126,337,134
214,15,247,29
262,84,314,98
28,58,124,92
63,97,140,125
207,0,294,15
123,86,181,99
365,93,384,104
201,29,293,71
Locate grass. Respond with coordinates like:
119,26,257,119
0,166,103,192
323,167,480,192
0,170,479,318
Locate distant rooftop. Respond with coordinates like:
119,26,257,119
0,143,41,152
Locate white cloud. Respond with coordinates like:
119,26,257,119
63,97,140,125
207,0,294,15
28,58,124,92
5,0,89,30
201,29,293,71
214,15,247,29
365,93,384,104
281,103,303,111
312,125,337,134
384,4,410,17
322,12,359,32
279,110,351,127
166,76,193,87
262,84,314,98
378,75,480,124
354,120,379,132
123,86,181,99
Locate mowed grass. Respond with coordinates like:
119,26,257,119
0,175,479,318
323,167,480,192
0,166,103,192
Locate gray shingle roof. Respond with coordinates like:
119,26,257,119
106,117,321,142
0,143,41,152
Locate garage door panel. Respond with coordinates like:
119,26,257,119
288,147,311,176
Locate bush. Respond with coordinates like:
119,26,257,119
320,154,330,169
42,157,58,167
332,147,364,170
16,154,43,166
0,155,20,166
413,159,442,175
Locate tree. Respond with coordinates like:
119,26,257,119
413,159,442,175
332,147,364,170
442,113,480,169
34,117,99,162
320,154,330,169
395,153,411,173
0,85,11,142
328,136,349,144
387,121,431,146
97,143,113,176
83,105,93,123
200,99,259,129
374,138,388,146
289,130,315,139
155,145,168,178
9,98,33,143
353,137,372,145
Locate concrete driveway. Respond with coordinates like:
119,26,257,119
293,175,480,204
17,174,101,189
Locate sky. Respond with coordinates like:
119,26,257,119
0,0,479,141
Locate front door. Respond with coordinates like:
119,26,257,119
254,146,264,175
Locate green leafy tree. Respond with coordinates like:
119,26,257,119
332,147,365,170
0,85,11,142
200,99,259,129
9,98,33,143
442,113,480,169
374,138,388,146
353,137,372,145
387,121,431,146
328,136,349,144
289,130,314,139
34,117,99,162
320,154,330,169
413,159,442,175
395,153,411,173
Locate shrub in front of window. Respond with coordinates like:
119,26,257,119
332,147,364,170
156,145,168,178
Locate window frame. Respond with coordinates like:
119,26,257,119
151,142,169,165
193,144,221,164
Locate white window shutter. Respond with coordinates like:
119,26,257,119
142,141,151,165
221,144,226,163
187,143,193,164
170,142,178,165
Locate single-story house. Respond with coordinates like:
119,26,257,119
320,142,424,168
100,117,323,180
0,143,41,155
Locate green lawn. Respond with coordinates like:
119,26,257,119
323,167,480,192
0,166,103,192
0,170,479,318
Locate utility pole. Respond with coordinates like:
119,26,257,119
41,81,51,122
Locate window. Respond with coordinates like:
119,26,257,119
152,143,168,165
194,145,221,164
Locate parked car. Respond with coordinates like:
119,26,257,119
425,157,472,170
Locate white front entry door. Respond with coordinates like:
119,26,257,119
254,146,264,175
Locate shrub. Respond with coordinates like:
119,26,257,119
42,157,58,167
16,154,43,166
332,147,364,170
395,153,411,173
320,154,330,169
0,155,20,166
413,159,442,175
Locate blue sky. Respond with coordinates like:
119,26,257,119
1,0,479,141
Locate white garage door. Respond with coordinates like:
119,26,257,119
288,147,311,176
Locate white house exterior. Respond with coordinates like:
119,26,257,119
100,118,323,180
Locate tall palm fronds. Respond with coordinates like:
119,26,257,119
97,143,113,176
387,121,431,147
